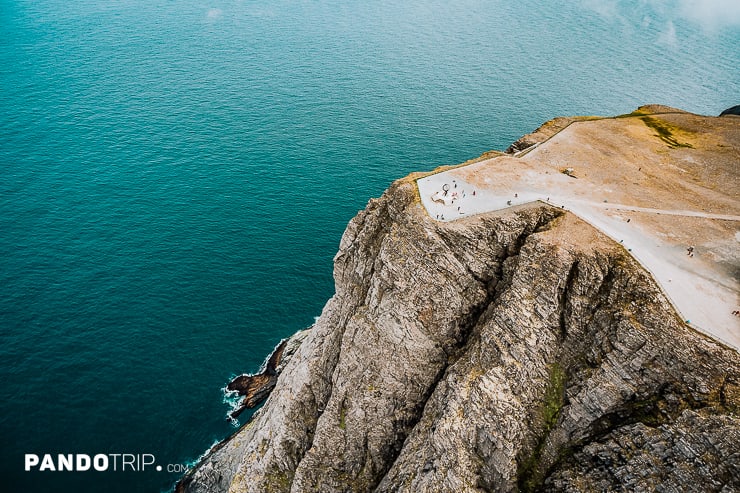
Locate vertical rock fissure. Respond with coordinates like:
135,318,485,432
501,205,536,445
558,261,579,340
517,257,621,493
373,222,558,489
365,255,510,490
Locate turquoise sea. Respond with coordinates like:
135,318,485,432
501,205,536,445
1,0,738,491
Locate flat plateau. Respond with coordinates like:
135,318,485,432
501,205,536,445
418,107,740,349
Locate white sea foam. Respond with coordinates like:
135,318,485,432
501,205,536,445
257,337,289,373
222,385,244,425
184,438,223,469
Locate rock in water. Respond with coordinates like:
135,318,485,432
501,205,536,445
225,330,309,419
720,104,740,116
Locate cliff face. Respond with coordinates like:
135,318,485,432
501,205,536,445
178,111,739,493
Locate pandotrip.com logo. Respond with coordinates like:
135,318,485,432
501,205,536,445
24,453,189,474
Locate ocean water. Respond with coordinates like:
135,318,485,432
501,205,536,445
1,0,737,491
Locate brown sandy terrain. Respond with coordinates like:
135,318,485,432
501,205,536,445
418,106,739,348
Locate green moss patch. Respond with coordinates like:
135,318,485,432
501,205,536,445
616,110,648,118
264,469,293,492
517,363,567,492
339,402,347,430
542,363,566,430
640,116,694,148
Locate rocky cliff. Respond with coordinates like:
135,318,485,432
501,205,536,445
177,108,739,493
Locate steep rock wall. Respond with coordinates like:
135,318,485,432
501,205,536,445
178,174,739,493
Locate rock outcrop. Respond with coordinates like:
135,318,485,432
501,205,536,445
177,108,739,493
720,105,740,117
226,330,311,420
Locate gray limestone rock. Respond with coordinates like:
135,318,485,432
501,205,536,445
178,127,739,493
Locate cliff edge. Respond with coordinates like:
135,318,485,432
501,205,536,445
178,107,739,492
